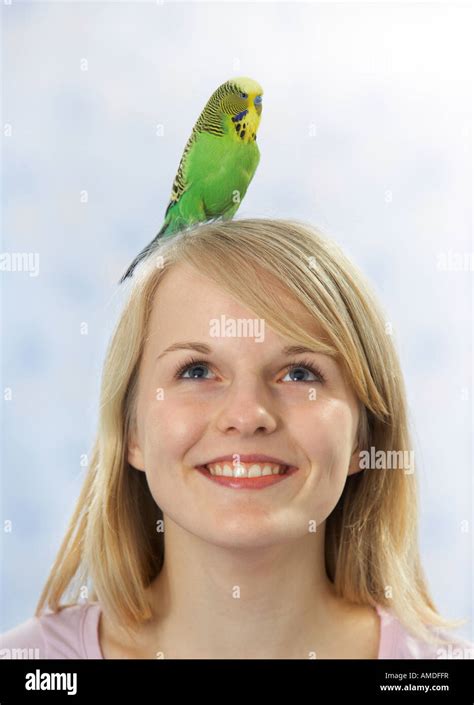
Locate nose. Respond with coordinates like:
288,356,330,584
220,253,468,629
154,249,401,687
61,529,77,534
215,376,277,436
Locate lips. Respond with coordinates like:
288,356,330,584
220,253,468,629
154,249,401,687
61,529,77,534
194,464,298,489
193,455,299,490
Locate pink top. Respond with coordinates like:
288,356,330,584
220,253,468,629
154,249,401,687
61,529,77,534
0,602,472,659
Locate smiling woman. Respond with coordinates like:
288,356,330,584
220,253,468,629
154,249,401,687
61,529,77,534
1,218,471,660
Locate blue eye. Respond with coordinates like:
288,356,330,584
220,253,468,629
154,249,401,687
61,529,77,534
282,365,324,384
175,359,213,380
173,356,326,384
239,91,248,99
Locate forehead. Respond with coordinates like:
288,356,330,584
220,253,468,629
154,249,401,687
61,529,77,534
146,262,327,348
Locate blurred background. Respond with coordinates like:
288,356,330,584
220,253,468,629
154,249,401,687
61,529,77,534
1,1,472,638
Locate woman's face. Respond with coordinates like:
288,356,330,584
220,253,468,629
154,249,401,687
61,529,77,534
128,263,361,549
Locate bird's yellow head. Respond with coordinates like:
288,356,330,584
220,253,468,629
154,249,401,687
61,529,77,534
220,76,263,143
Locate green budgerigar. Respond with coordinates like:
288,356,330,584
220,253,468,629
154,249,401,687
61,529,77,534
119,76,263,282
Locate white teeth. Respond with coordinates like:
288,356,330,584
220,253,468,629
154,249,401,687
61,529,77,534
205,463,287,477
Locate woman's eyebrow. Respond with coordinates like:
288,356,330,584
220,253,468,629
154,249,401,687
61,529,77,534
155,342,321,362
156,341,211,361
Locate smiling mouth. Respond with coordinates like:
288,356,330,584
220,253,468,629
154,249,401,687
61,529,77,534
195,463,293,478
193,462,299,490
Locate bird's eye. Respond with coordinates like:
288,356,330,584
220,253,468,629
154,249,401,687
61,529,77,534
239,91,248,99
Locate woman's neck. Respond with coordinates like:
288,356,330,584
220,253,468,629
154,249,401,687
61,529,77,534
133,518,379,659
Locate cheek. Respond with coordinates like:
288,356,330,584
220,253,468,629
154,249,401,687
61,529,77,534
142,396,206,465
293,395,354,447
138,398,205,519
292,398,356,498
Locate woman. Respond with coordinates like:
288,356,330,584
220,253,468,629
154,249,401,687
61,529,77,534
1,218,471,659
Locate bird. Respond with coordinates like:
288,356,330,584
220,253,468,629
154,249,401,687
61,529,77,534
119,76,263,283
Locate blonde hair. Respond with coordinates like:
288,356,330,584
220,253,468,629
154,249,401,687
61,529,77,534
36,218,464,646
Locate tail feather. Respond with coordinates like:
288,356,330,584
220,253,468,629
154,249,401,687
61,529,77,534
118,222,168,284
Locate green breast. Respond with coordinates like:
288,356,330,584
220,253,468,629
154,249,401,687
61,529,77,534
185,131,260,215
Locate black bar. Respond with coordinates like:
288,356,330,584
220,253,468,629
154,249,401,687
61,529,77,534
0,658,472,703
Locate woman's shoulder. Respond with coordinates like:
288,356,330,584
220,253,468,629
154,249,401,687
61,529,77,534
375,604,474,660
0,601,103,660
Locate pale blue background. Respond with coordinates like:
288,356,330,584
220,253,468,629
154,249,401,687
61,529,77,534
1,1,472,640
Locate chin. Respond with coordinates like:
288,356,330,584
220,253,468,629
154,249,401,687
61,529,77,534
199,518,296,551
